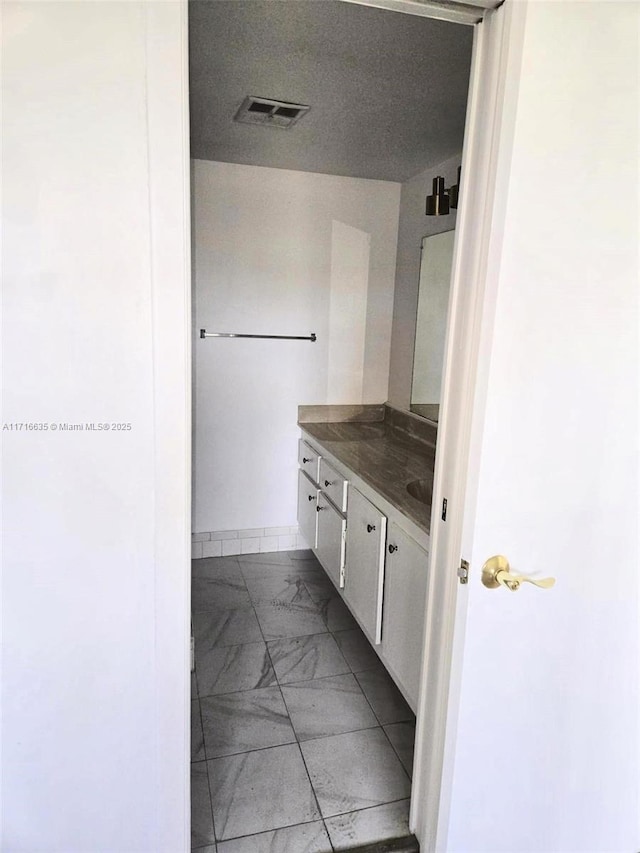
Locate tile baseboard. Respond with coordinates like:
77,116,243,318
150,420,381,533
191,526,309,559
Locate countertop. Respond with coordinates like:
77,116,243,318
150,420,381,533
299,416,436,534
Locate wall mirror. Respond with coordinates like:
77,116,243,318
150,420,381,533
410,230,455,422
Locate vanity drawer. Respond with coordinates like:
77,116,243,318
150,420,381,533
298,439,320,484
319,458,348,512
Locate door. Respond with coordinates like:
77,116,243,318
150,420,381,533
316,493,347,590
382,523,428,709
343,488,387,644
426,2,639,850
297,470,319,549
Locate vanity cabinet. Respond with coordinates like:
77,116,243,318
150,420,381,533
382,523,429,708
296,432,430,711
343,488,387,645
297,470,319,549
316,492,346,590
297,445,346,588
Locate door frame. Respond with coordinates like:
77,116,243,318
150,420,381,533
170,0,528,847
147,2,192,850
346,0,528,849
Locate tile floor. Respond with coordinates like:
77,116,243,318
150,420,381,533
191,549,417,852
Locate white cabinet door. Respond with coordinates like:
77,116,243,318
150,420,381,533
316,493,346,590
297,470,319,549
344,488,387,644
382,522,429,709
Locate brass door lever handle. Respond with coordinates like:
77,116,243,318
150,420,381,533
481,555,556,591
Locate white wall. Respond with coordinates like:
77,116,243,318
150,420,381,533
327,220,372,403
193,160,400,534
2,3,190,851
388,155,460,409
443,2,639,849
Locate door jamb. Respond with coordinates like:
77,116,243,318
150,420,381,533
147,1,192,849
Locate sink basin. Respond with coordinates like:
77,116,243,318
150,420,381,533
406,478,432,505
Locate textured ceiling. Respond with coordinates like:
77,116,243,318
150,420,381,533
189,0,473,182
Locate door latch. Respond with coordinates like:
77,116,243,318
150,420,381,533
457,559,469,585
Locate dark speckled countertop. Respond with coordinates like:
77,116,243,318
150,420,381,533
298,407,436,534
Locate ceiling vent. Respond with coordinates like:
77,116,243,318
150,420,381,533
233,96,310,130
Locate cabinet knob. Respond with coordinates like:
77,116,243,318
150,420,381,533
324,479,332,487
367,524,376,533
316,505,325,513
388,543,398,554
308,495,316,502
302,457,312,464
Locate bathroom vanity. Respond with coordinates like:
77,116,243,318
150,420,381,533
297,404,436,710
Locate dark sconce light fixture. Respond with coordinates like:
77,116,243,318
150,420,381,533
425,166,462,216
425,176,449,216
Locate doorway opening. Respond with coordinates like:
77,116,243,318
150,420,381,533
188,2,473,849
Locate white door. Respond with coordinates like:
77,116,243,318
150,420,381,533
382,524,428,710
316,494,347,590
297,470,319,549
343,488,387,644
430,2,639,851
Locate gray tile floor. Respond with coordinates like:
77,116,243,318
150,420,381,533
191,550,416,853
